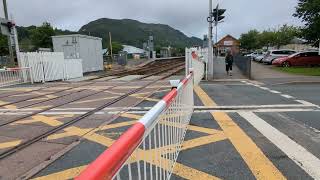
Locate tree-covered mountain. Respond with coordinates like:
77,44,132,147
79,18,202,49
0,18,202,54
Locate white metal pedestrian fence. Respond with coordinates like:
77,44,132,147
77,72,194,180
185,47,206,85
0,67,33,87
20,52,83,83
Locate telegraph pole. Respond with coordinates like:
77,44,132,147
207,0,213,80
109,32,113,59
2,0,14,65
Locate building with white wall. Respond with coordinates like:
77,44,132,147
52,34,103,73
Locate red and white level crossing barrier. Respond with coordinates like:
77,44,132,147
185,47,206,84
77,72,194,180
0,67,33,87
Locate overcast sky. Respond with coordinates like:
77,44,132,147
1,0,303,40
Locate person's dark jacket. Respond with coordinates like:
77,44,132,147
225,54,234,65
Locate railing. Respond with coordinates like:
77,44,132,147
185,47,206,84
234,55,252,79
76,72,194,180
20,52,83,83
0,67,33,87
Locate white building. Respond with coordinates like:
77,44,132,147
52,34,104,73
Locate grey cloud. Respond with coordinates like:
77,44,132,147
1,0,302,40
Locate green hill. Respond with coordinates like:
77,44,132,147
79,18,202,49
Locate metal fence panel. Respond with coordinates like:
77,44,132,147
0,67,33,87
20,52,83,82
234,55,252,79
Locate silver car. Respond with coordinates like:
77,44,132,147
262,50,296,64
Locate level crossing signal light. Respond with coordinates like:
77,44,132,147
212,6,226,23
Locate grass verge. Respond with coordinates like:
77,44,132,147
273,67,320,76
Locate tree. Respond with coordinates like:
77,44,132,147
239,30,260,51
0,35,9,56
110,42,123,54
258,30,277,50
294,0,320,43
30,22,55,50
274,25,300,48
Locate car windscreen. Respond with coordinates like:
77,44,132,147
289,52,300,58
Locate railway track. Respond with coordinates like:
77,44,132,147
0,60,185,160
90,57,184,80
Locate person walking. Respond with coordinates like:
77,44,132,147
225,50,234,76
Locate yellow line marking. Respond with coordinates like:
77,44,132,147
180,134,226,151
113,86,141,90
103,90,125,96
71,96,118,104
188,125,223,135
119,113,142,120
0,140,22,149
4,105,17,109
194,86,286,180
0,100,8,106
27,95,58,102
32,165,87,180
172,159,221,180
12,115,64,127
99,121,137,131
47,127,92,140
131,95,160,102
30,105,52,109
147,85,171,89
31,91,49,95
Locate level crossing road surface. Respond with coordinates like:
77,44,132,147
25,80,320,179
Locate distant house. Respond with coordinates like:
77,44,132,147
215,35,240,56
280,37,316,52
160,47,173,58
122,45,146,55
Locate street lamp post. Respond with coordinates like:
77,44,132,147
2,0,14,66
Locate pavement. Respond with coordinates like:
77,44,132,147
212,57,246,80
251,61,320,85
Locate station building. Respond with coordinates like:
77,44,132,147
215,35,240,56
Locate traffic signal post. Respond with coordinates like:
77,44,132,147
207,1,226,79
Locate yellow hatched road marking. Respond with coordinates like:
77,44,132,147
194,86,286,180
119,113,142,120
0,140,22,149
0,100,8,106
4,105,17,109
12,115,64,126
99,120,136,131
131,95,160,102
32,165,87,180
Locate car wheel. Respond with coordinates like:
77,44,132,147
282,61,291,68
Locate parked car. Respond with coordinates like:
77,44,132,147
245,52,258,58
253,52,266,62
272,51,320,67
262,50,296,64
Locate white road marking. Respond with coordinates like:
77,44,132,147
270,90,281,94
238,111,320,179
295,100,319,107
281,94,294,99
194,104,318,109
194,108,319,113
259,87,270,90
